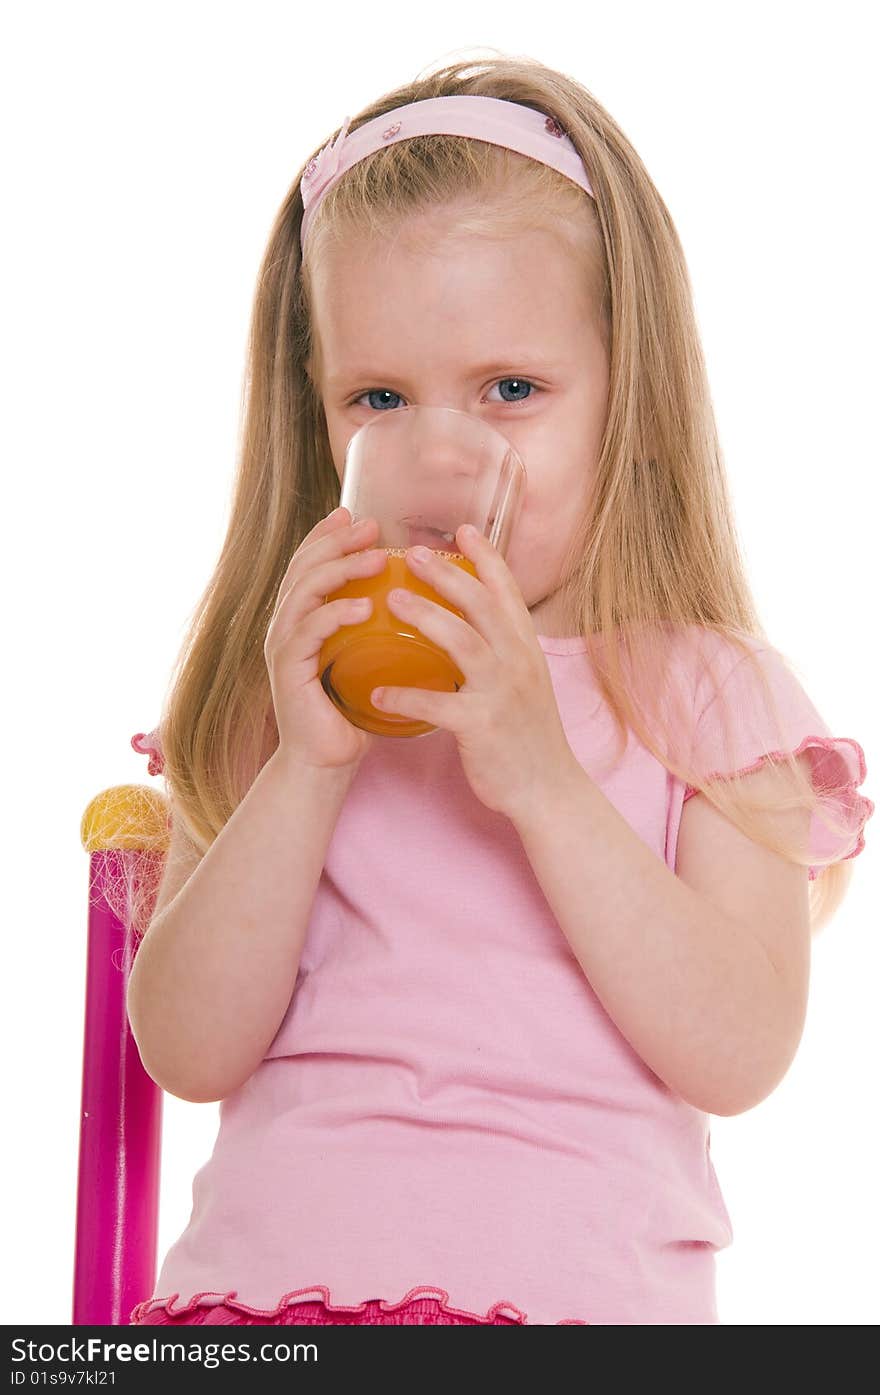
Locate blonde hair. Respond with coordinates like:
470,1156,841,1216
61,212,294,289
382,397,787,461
140,50,859,938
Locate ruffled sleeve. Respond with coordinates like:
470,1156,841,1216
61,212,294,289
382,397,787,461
131,727,165,777
684,637,874,881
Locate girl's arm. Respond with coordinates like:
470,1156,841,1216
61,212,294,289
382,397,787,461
511,755,811,1117
126,751,359,1103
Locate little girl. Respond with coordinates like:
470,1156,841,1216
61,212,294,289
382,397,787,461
124,55,873,1327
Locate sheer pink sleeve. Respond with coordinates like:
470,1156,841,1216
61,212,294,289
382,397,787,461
684,639,873,881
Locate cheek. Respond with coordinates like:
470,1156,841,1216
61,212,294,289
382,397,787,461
503,473,585,590
321,411,348,481
502,493,560,583
331,431,346,480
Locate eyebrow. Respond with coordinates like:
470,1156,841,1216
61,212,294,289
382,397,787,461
326,357,559,389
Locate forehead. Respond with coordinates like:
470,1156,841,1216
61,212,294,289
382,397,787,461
310,219,594,385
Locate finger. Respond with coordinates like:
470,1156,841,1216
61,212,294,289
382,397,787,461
404,542,517,656
452,524,534,641
285,507,359,579
302,504,351,550
307,594,373,647
386,586,488,682
272,515,379,622
266,592,373,668
272,547,386,637
370,682,461,731
271,509,348,616
317,504,351,532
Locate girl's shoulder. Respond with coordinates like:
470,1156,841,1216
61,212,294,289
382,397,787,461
662,622,770,690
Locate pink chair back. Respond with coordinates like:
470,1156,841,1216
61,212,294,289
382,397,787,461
75,785,169,1325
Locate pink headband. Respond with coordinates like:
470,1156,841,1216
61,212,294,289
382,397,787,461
299,94,596,252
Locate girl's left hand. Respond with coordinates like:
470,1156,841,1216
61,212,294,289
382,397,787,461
370,523,578,822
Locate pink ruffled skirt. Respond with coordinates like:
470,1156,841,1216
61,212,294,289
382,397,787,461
129,1281,593,1325
131,1293,522,1326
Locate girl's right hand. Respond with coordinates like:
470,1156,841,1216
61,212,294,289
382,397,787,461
264,506,387,771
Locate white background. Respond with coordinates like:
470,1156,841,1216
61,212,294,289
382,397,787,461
3,0,877,1327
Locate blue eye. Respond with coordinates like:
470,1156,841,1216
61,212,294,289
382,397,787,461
486,378,536,405
355,389,404,411
351,378,539,411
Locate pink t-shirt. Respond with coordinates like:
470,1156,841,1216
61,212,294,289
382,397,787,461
130,627,872,1326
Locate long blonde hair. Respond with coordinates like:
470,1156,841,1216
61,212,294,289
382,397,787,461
143,50,860,936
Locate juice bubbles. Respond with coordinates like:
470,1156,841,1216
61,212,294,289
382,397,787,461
319,547,478,738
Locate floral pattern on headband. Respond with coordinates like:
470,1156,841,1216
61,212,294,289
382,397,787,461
301,116,353,210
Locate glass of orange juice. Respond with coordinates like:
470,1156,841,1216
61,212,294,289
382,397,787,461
319,405,526,738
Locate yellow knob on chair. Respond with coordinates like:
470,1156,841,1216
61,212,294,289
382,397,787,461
80,785,170,854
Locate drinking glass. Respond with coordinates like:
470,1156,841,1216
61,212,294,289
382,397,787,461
319,405,526,738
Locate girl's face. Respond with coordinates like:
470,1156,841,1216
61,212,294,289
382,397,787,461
308,211,610,636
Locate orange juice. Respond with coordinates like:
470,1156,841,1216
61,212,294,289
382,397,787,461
319,547,478,738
